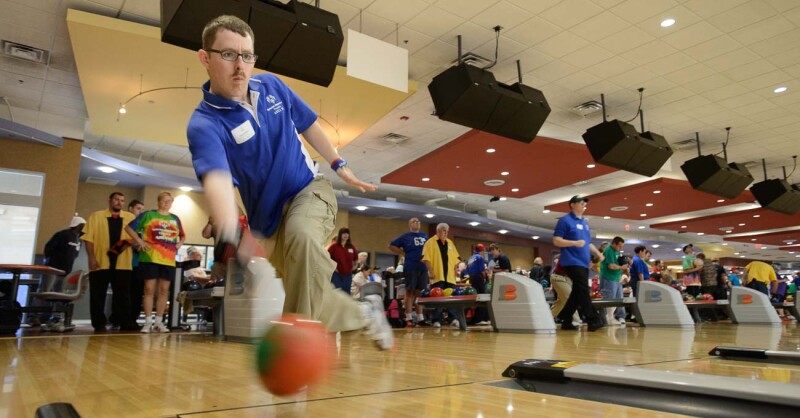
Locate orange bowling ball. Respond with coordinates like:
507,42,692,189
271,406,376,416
256,314,332,396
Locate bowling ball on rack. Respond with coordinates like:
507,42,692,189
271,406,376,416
462,286,477,295
540,279,550,289
787,295,795,302
420,288,431,298
443,288,454,297
591,291,602,299
702,293,714,301
429,288,444,297
452,287,464,296
256,314,332,396
181,280,202,292
683,293,693,301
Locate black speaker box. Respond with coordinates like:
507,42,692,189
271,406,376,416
581,120,673,177
428,64,550,143
750,179,800,215
680,155,754,198
161,0,343,87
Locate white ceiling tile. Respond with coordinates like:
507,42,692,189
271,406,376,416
621,40,678,64
706,0,779,32
560,44,614,68
683,0,749,19
412,40,457,65
683,74,735,94
783,63,800,78
701,83,749,101
635,5,704,39
506,48,555,74
408,59,438,80
723,60,778,82
344,11,398,40
505,0,561,14
534,31,589,58
575,79,625,102
441,21,496,51
682,35,742,62
570,11,629,41
0,22,53,52
405,6,464,39
433,0,500,20
747,28,800,58
771,121,800,135
340,0,380,8
610,0,678,24
381,27,434,54
739,69,792,91
539,0,604,29
643,52,697,76
599,26,655,55
729,15,795,46
663,63,715,84
551,71,602,92
472,36,527,64
120,0,158,21
661,21,724,51
366,0,430,24
320,0,361,26
766,47,800,69
470,1,534,31
716,93,764,110
590,0,627,9
584,56,639,80
645,86,694,107
504,16,563,46
761,114,800,129
0,1,58,35
530,60,580,83
703,48,762,72
607,67,658,88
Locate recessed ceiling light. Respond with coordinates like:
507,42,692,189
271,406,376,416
610,206,628,212
586,164,596,168
725,230,732,233
796,255,800,258
751,238,757,241
511,188,519,192
739,223,745,226
532,236,540,240
660,18,676,27
734,252,740,255
652,244,660,248
486,148,496,153
674,248,681,252
498,229,508,234
543,209,550,214
762,246,768,250
716,199,725,203
789,251,796,254
753,214,760,218
653,190,661,194
774,86,788,93
645,203,653,207
421,177,430,182
469,221,480,226
179,186,192,192
740,255,746,258
640,213,647,217
424,213,435,218
500,171,509,176
355,206,368,211
638,226,646,229
118,105,127,114
98,166,116,173
722,243,728,246
603,216,611,219
697,232,704,235
681,225,687,229
499,197,507,201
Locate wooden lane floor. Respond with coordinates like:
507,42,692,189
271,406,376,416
0,322,797,417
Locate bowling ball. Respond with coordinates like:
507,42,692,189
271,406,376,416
463,286,477,295
181,280,202,292
452,287,464,296
215,278,226,288
486,282,492,293
703,293,714,301
256,314,332,396
591,291,602,299
787,295,795,302
443,288,454,297
420,288,431,297
685,294,695,301
429,288,444,297
540,279,550,288
204,280,216,289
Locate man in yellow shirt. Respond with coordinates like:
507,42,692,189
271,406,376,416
422,223,461,328
81,192,138,332
743,260,777,296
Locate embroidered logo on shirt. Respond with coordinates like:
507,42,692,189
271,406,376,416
231,120,255,144
266,94,284,115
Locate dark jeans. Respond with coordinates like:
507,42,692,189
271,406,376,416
129,267,144,323
331,272,353,294
557,266,599,325
747,280,769,296
430,281,458,324
469,276,489,323
89,269,132,330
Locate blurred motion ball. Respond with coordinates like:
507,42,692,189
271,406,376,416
256,314,332,396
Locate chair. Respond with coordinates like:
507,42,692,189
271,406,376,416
29,270,89,332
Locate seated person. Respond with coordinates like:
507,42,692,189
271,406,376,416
351,265,372,300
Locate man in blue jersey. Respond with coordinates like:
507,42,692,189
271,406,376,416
552,195,605,331
187,15,392,349
389,217,428,327
465,243,490,325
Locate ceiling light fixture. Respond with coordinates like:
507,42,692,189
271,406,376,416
421,177,430,182
652,244,660,248
674,248,681,251
424,213,435,218
511,188,519,192
751,238,757,241
660,18,676,27
697,232,704,235
179,186,192,192
753,214,760,218
739,223,745,226
499,197,507,201
716,199,725,203
681,225,687,229
116,71,201,120
722,243,728,246
638,226,645,229
586,164,596,168
645,203,653,207
469,221,480,226
603,216,611,219
498,229,508,234
653,190,661,194
640,213,647,217
542,209,551,214
97,166,117,173
355,206,368,211
500,171,509,176
773,86,788,93
532,236,540,240
486,148,496,153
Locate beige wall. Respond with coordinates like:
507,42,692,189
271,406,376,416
0,137,82,253
75,182,142,222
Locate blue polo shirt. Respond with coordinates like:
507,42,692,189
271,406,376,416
630,255,650,282
466,252,487,277
553,212,592,268
389,232,428,272
187,74,318,237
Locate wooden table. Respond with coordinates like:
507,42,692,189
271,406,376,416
0,264,65,303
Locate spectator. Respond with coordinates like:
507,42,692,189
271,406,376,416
328,227,358,294
743,260,777,296
682,244,702,298
81,192,138,332
388,218,429,326
465,244,489,325
599,236,627,325
698,253,717,297
529,257,545,282
126,191,186,333
126,199,145,326
35,216,86,327
422,223,461,328
489,243,511,275
350,264,372,300
629,246,650,297
728,267,741,287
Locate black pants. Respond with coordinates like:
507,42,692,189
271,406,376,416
430,281,458,323
89,269,132,330
129,267,143,323
469,275,489,323
557,266,599,324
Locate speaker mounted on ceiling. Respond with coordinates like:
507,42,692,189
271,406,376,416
582,90,673,177
680,129,753,199
161,0,343,87
428,34,550,143
750,158,800,215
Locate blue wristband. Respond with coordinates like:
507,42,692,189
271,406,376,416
331,158,347,171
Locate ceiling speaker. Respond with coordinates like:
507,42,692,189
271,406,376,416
750,179,800,215
582,120,673,177
428,64,550,143
680,155,753,199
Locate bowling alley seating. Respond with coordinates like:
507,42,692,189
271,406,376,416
182,285,225,336
28,270,89,332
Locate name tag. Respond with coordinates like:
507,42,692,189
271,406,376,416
577,224,584,230
231,120,255,144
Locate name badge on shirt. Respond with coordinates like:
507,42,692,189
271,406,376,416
577,224,584,230
231,120,255,144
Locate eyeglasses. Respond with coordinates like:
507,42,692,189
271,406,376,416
206,49,258,64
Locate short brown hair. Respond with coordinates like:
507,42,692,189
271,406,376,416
202,15,255,50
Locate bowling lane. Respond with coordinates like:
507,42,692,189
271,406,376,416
634,358,800,384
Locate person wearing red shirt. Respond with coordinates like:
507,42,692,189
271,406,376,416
328,227,358,294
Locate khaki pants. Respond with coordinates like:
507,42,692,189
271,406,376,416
258,177,364,332
550,273,572,317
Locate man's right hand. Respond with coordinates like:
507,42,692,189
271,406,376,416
574,239,586,248
88,258,98,271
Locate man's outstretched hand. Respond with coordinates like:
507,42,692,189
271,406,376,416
337,166,377,193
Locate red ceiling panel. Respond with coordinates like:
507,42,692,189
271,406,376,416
380,129,616,197
651,208,800,235
725,229,800,246
544,178,754,220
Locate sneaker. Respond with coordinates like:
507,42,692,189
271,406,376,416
140,324,153,334
417,320,432,327
617,318,626,325
476,321,492,326
152,322,170,333
588,321,605,332
432,321,442,328
561,323,579,331
361,295,393,350
450,319,460,328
